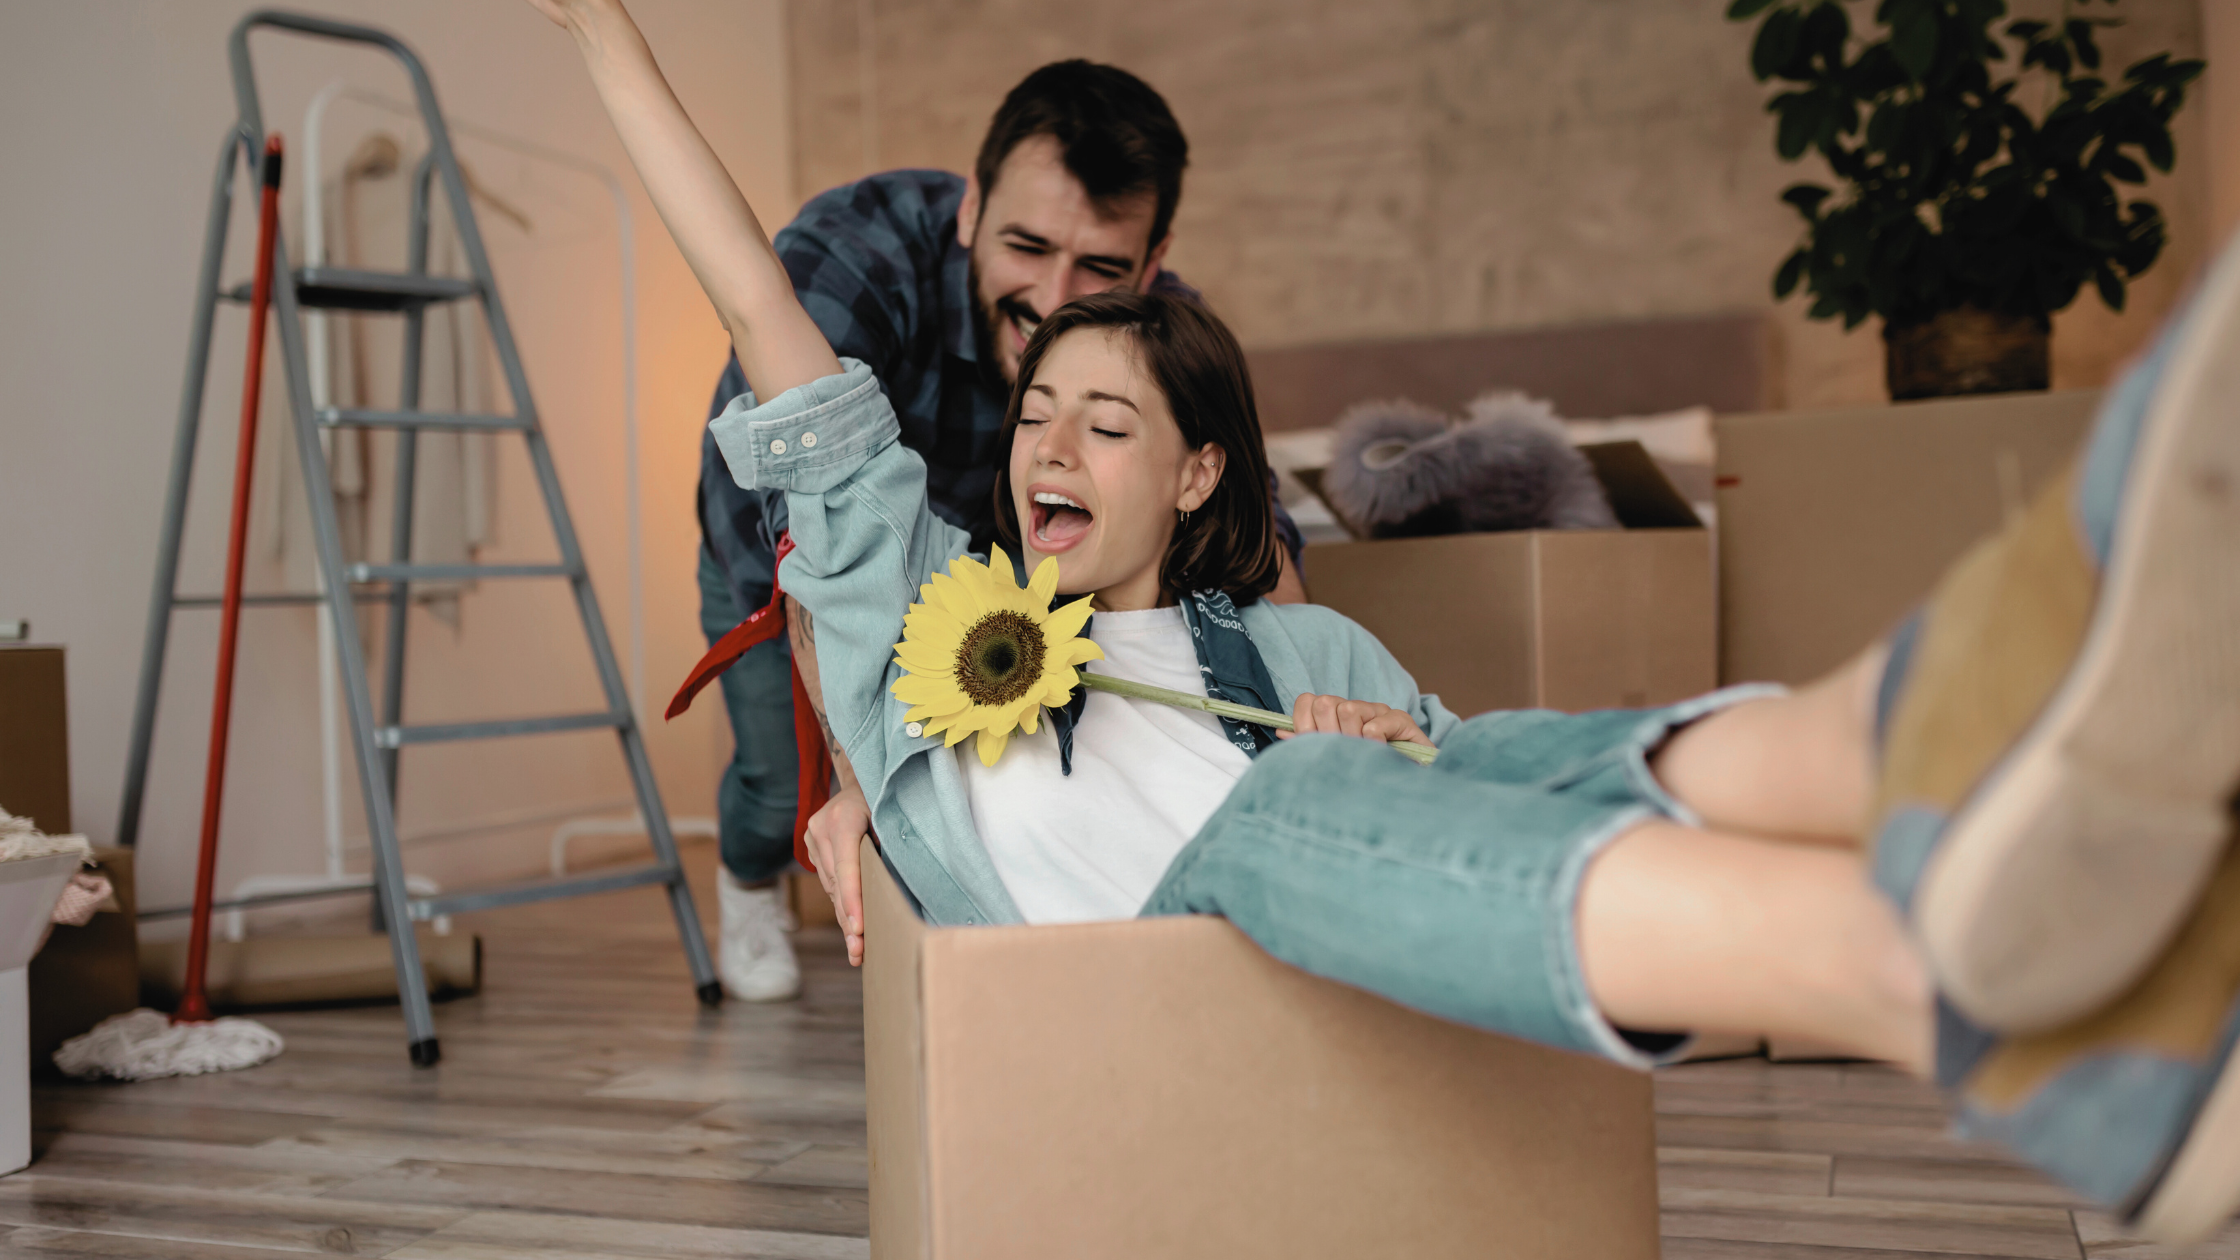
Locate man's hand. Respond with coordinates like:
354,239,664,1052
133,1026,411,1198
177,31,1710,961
804,783,871,966
1279,693,1430,747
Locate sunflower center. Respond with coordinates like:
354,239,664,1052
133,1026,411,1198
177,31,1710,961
953,610,1047,707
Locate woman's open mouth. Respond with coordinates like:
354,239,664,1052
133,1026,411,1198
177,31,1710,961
1029,489,1095,552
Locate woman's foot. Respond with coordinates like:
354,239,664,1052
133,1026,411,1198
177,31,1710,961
1941,830,2240,1247
718,869,802,1002
1872,233,2240,1032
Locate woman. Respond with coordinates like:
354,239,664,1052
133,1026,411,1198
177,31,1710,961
532,0,2240,1239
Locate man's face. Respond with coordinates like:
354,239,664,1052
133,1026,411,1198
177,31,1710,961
959,135,1172,385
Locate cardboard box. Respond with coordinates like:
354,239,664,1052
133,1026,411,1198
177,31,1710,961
1716,389,2100,686
1302,444,1716,717
0,645,71,835
862,839,1660,1260
27,846,137,1073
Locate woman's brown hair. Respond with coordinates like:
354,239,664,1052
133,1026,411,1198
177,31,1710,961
991,290,1283,605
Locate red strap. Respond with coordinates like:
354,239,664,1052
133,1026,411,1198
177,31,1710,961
667,533,829,872
665,534,799,721
790,656,832,871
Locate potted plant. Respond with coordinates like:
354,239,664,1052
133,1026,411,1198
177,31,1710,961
1730,0,2203,399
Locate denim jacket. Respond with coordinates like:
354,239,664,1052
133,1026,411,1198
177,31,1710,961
710,360,1460,925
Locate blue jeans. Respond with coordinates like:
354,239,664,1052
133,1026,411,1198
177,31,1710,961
697,548,799,884
1142,686,1780,1066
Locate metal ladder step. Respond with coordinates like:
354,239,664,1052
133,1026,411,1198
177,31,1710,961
376,710,627,749
318,407,529,432
346,562,577,583
409,862,676,918
224,265,476,311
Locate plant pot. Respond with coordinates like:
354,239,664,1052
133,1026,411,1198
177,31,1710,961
1883,306,2050,400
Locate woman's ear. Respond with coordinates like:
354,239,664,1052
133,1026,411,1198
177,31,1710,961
1180,444,1227,513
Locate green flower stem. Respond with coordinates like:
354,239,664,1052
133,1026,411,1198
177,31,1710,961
1077,671,1439,766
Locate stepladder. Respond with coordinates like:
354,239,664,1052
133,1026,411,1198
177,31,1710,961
118,9,722,1066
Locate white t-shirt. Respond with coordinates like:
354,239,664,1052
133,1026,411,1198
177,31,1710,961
962,604,1253,924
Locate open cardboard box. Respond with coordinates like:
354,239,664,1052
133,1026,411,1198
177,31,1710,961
861,838,1660,1259
1301,442,1716,716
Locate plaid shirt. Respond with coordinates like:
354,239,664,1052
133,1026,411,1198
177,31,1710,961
699,169,1295,615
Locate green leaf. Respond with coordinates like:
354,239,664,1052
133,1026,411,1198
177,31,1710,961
1752,6,1804,79
2094,264,2125,311
2068,19,2103,71
1781,183,1834,216
1774,249,1809,298
2101,152,2146,183
1889,0,1939,81
1726,0,1778,20
1776,93,1823,159
2140,126,2175,171
1803,2,1850,70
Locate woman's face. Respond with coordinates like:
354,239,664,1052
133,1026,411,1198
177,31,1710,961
1010,327,1224,611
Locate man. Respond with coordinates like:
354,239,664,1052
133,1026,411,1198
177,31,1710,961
699,60,1307,1000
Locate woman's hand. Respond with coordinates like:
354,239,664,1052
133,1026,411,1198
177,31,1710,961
1279,694,1430,748
804,783,873,966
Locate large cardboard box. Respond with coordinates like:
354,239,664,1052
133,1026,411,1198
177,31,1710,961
862,839,1661,1260
0,646,71,836
1716,389,2100,686
1301,446,1715,717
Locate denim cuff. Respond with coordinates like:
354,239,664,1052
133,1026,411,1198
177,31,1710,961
707,358,895,496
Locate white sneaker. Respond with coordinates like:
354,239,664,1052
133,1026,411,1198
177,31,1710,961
718,869,801,1002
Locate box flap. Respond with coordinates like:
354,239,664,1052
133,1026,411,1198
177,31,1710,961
1578,440,1702,528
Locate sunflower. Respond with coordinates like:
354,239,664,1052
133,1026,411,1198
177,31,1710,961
890,545,1104,766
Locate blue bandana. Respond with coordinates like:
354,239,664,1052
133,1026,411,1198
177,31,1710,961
1045,589,1282,776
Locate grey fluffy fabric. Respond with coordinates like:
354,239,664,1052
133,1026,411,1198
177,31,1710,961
1320,392,1618,538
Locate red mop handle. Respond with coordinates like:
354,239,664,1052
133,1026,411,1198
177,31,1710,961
177,135,284,1025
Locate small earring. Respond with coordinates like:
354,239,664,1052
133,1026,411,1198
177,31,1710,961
1178,507,1191,526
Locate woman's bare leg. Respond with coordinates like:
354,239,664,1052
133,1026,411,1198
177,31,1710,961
1650,644,1890,845
1577,817,1932,1074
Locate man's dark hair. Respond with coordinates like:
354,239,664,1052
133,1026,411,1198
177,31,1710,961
974,60,1189,251
993,291,1282,605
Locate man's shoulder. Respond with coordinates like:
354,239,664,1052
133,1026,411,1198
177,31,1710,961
776,169,966,262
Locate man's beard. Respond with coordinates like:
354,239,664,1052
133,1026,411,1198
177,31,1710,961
966,253,1039,390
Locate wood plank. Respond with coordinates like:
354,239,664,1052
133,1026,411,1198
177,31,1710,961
384,1209,870,1259
317,1160,868,1237
0,1175,467,1254
1661,1187,2085,1258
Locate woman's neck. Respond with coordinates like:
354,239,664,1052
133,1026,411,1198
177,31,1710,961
1084,566,1170,613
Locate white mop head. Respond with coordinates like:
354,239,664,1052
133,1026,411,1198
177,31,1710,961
53,1009,283,1081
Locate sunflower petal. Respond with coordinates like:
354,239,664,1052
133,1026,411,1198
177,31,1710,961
975,726,1010,766
906,699,967,724
891,673,964,705
1018,705,1041,735
1042,594,1097,642
893,637,956,674
927,569,982,622
1025,555,1061,609
1056,637,1105,667
903,603,967,645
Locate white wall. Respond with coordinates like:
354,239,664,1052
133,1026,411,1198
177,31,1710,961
0,0,793,923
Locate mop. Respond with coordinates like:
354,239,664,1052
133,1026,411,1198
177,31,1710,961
55,137,292,1082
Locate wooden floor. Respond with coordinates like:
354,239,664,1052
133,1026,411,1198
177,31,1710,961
9,845,2234,1258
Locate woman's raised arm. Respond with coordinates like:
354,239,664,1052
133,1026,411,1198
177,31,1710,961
526,0,840,398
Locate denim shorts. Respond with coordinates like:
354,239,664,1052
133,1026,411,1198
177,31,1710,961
1141,685,1783,1067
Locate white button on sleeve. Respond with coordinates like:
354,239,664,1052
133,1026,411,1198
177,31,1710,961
905,722,924,739
800,431,818,449
768,438,787,455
